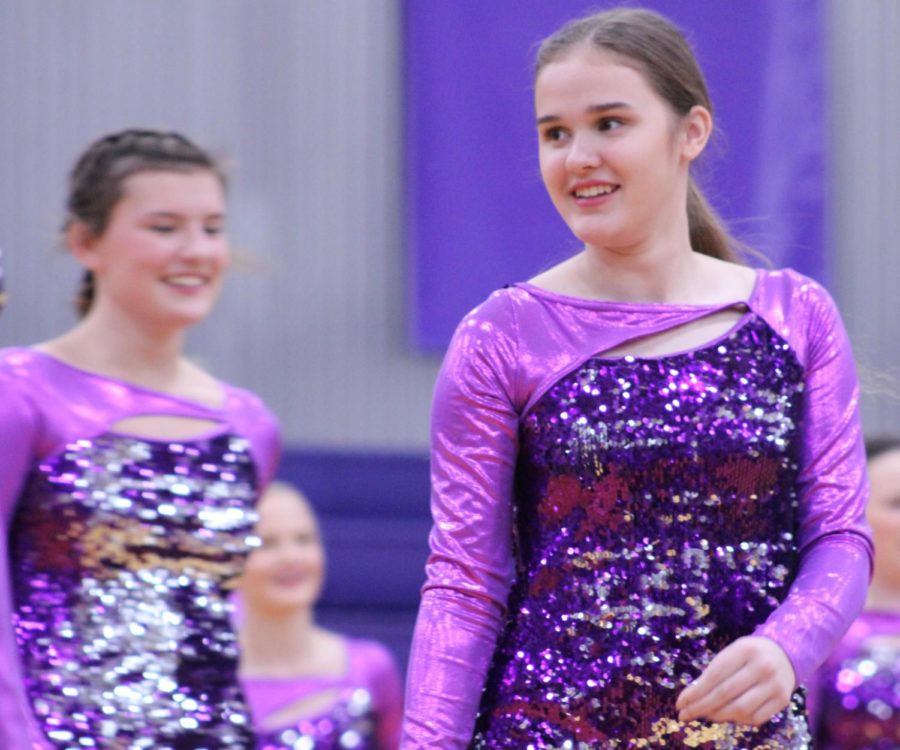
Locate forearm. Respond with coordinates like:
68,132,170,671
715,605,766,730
401,587,506,749
753,532,870,685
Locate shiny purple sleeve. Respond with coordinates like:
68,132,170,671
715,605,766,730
402,296,521,749
753,279,873,685
0,376,51,749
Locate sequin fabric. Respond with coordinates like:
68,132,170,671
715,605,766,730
811,611,900,749
255,688,378,750
470,317,811,749
10,432,260,749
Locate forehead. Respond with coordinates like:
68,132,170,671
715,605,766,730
117,169,225,212
534,45,658,112
257,487,318,527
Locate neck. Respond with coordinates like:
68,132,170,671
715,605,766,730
577,237,702,304
239,606,317,676
54,305,186,385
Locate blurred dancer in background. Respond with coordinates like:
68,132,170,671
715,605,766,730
402,7,871,748
239,480,403,749
808,437,900,749
0,129,280,748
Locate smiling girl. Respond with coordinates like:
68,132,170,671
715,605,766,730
402,8,871,749
0,129,280,748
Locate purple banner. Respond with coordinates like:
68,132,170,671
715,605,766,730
404,0,826,350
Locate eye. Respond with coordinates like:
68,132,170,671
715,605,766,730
149,224,177,234
541,126,568,144
204,224,225,236
597,117,624,132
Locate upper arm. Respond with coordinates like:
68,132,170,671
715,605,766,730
795,282,872,559
0,374,48,746
425,297,521,610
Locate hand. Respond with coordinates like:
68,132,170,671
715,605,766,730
675,636,796,726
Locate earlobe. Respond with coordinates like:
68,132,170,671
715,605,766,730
682,105,713,161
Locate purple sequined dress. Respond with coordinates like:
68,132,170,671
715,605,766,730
402,270,873,750
0,349,280,750
808,610,900,749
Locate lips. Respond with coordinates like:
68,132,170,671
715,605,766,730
271,570,311,587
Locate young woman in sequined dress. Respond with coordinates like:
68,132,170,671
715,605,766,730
401,8,872,749
808,437,900,749
237,481,403,749
0,129,281,749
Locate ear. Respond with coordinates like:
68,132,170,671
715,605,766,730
65,222,102,271
680,105,712,162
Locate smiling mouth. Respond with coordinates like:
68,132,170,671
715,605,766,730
164,275,208,288
573,184,618,199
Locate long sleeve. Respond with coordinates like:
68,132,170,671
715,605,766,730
402,296,521,750
753,280,873,685
0,376,49,749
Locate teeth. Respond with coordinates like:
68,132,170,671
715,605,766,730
166,276,205,287
575,184,616,198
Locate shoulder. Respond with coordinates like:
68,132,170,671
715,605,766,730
754,268,838,313
751,268,847,365
0,348,48,420
346,637,400,683
0,346,49,377
221,383,282,486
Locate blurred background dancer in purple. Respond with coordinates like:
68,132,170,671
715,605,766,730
0,129,280,748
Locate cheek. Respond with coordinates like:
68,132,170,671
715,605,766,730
307,549,326,576
241,552,270,581
870,510,900,542
217,241,232,269
539,148,563,185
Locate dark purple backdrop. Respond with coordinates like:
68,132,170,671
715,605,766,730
404,0,826,351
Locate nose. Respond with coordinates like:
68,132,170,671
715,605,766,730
178,224,224,260
565,131,602,173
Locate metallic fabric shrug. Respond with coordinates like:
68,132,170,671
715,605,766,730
0,348,280,750
402,269,873,748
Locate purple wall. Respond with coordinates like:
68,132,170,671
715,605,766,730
405,0,826,351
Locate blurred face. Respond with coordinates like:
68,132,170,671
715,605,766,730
74,169,229,330
867,449,900,591
241,486,325,615
534,45,709,253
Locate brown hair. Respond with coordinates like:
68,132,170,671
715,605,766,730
535,7,741,262
64,129,226,316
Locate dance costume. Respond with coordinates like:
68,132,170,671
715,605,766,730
243,637,403,750
403,269,872,749
808,610,900,749
0,348,280,749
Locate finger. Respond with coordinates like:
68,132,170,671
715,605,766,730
678,664,757,722
749,695,791,727
705,683,771,725
675,646,747,710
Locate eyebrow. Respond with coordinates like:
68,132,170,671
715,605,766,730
144,210,226,220
536,101,632,126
